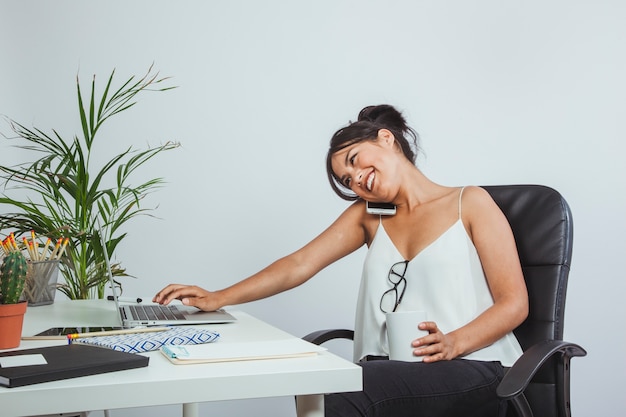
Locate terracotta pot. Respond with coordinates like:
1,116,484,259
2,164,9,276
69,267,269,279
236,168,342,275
0,301,27,349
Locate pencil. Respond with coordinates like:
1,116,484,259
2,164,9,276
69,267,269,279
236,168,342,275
67,326,171,343
56,238,69,260
31,230,40,260
42,238,51,260
50,238,62,260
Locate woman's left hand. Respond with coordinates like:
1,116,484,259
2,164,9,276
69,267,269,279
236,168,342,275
412,321,459,363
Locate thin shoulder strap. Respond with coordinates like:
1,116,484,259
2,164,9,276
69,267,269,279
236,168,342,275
458,186,466,219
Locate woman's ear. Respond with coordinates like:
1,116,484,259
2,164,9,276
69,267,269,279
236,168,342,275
377,129,395,148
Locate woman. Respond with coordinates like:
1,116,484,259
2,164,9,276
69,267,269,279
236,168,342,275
153,104,528,417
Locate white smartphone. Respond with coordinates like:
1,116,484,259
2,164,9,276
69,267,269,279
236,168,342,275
366,201,397,215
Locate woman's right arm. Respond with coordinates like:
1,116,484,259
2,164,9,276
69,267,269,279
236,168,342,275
153,202,368,311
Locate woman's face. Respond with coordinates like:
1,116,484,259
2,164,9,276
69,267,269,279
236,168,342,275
330,130,399,202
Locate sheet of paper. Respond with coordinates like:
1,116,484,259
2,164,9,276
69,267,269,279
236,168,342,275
0,354,48,368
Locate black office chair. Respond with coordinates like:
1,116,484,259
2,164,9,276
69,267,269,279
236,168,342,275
303,184,586,417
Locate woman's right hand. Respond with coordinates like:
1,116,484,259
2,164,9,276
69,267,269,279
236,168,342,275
152,284,223,311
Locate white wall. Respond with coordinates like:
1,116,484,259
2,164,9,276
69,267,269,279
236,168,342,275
1,1,624,416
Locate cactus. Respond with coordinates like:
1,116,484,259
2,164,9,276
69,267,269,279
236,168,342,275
0,251,28,304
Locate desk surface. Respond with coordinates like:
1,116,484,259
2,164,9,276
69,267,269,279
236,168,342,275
1,300,362,417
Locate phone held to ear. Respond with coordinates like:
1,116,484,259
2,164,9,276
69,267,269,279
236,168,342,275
366,201,397,216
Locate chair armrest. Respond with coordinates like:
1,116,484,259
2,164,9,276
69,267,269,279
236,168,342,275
303,329,355,345
497,339,587,400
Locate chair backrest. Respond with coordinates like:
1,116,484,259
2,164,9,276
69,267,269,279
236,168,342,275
483,185,573,417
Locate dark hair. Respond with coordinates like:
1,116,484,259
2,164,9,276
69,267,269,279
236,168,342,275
326,104,420,200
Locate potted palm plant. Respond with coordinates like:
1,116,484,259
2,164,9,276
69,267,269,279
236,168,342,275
0,65,179,300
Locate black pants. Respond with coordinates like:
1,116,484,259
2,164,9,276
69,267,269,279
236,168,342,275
325,359,507,417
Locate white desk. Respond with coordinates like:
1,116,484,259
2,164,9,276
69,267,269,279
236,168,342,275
1,300,362,417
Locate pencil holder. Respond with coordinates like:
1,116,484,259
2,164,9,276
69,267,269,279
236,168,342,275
24,260,60,306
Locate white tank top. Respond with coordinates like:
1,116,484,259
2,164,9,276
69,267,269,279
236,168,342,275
353,188,523,366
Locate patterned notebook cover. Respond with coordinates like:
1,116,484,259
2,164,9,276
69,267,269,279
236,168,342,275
73,327,220,353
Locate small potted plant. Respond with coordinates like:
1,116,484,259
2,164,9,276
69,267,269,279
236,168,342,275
0,241,28,349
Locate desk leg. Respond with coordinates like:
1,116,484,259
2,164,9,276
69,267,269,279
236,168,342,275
296,394,324,417
182,402,199,417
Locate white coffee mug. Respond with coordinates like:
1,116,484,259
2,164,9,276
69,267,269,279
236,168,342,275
385,310,428,362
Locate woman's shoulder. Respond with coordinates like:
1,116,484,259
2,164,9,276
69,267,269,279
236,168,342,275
339,200,382,245
460,185,495,206
334,199,370,227
459,185,507,225
430,185,491,211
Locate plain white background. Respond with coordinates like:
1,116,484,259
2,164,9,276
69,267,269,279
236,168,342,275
1,1,624,416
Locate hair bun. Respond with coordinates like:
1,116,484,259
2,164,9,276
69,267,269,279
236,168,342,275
358,104,391,122
357,104,406,132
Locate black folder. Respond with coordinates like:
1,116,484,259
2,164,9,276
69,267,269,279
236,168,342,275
0,343,149,388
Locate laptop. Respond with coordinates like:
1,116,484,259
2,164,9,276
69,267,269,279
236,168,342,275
100,230,236,327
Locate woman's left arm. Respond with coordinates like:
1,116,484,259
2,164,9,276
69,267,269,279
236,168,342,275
414,186,529,362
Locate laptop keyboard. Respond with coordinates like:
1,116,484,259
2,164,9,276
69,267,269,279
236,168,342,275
128,304,187,321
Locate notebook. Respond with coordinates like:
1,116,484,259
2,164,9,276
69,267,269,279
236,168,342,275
73,326,220,353
0,344,149,388
99,228,236,327
160,338,327,365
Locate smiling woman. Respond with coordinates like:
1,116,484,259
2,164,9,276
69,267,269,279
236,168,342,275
326,104,420,201
152,104,529,417
0,1,622,415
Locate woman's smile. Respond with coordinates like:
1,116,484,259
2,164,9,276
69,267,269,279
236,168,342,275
366,171,375,191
